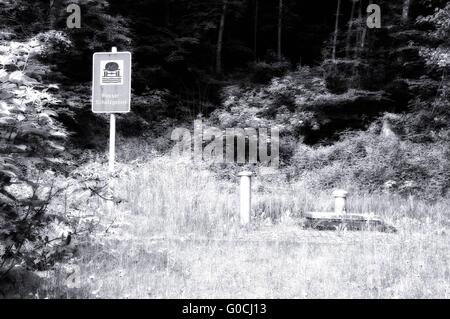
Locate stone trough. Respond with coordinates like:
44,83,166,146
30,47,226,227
303,190,397,233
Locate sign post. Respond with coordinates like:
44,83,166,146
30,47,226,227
92,47,131,210
109,112,116,173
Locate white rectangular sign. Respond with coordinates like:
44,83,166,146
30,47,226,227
92,51,131,113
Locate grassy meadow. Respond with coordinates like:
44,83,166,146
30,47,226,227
26,142,450,299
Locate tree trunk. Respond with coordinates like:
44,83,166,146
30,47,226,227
402,0,411,22
254,0,259,62
332,0,341,62
345,0,357,59
216,0,228,74
359,0,372,53
49,0,56,29
49,0,64,30
352,0,364,83
277,0,283,61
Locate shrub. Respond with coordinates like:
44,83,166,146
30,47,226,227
0,32,74,280
290,128,450,200
248,61,291,84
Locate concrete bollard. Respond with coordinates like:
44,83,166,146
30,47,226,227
332,189,348,214
238,171,253,226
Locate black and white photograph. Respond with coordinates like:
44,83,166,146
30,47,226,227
0,0,449,302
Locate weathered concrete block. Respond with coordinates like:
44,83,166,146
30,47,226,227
303,212,396,233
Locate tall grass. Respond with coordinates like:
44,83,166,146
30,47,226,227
115,157,239,238
30,150,450,299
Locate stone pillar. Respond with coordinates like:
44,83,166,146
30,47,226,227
332,189,348,214
238,171,253,225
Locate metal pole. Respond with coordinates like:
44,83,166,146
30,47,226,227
108,113,116,173
107,47,118,212
108,46,117,173
238,171,252,225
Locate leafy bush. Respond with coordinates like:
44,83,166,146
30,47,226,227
0,32,75,279
290,128,450,200
248,61,291,84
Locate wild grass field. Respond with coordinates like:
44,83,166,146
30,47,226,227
21,145,449,299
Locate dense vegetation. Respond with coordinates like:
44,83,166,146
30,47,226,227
1,0,450,295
